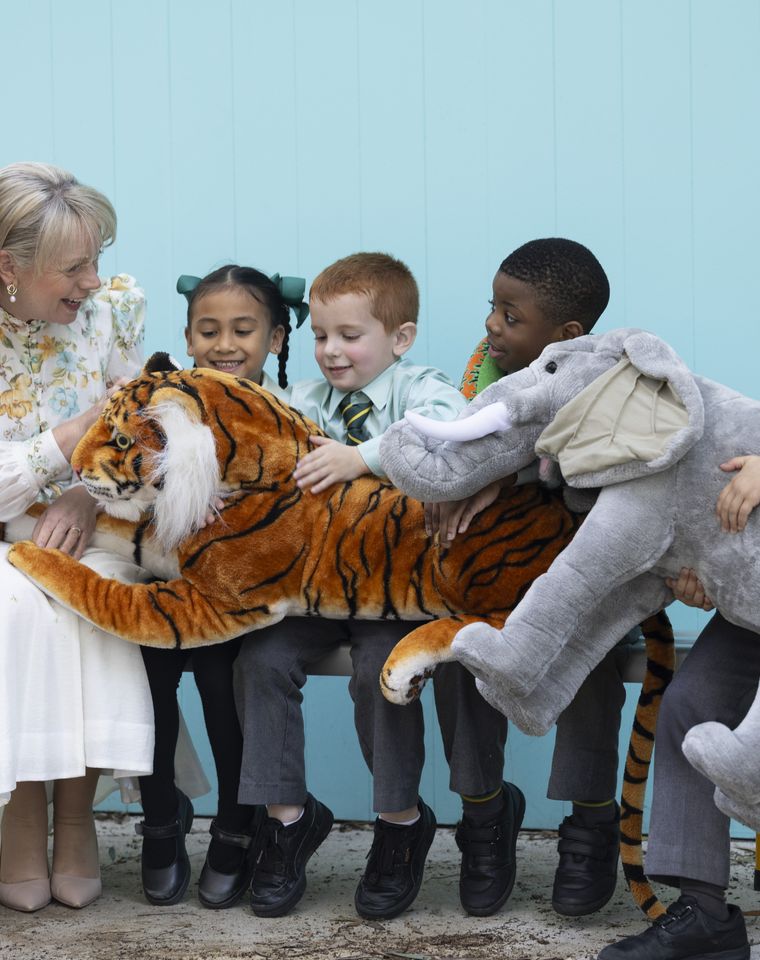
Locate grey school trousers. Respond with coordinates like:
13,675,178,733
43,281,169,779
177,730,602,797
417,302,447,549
548,648,627,803
644,612,760,888
235,617,507,813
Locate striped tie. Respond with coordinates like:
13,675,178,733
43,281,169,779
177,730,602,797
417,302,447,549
339,392,373,445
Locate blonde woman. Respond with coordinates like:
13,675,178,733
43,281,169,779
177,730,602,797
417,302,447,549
0,162,155,912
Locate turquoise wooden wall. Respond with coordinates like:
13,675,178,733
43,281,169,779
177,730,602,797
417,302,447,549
3,0,758,831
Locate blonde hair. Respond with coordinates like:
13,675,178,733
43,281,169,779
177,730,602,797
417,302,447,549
0,161,116,272
310,252,419,332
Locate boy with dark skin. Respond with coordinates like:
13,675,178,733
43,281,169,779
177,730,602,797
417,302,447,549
430,238,624,919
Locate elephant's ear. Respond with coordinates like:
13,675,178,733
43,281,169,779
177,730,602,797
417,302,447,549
536,330,704,488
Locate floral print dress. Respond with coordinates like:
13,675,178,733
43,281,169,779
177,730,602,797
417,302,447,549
0,276,156,804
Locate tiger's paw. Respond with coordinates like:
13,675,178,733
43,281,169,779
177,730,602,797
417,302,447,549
380,618,467,705
380,659,434,705
7,539,48,574
682,721,760,804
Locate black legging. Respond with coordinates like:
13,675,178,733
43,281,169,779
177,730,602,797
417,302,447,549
139,640,252,829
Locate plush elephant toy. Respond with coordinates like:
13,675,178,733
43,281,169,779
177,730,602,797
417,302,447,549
380,327,760,824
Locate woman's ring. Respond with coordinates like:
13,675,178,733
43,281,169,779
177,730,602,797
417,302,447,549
70,526,82,537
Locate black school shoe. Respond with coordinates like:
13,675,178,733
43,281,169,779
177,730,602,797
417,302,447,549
136,789,194,906
250,794,334,918
198,813,263,909
354,799,437,920
455,781,526,916
596,895,749,959
552,802,620,916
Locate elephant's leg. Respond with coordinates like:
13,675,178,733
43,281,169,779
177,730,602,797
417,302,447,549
380,616,502,705
712,788,760,832
453,476,674,701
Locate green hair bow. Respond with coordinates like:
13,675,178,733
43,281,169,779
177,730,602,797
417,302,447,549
176,271,309,328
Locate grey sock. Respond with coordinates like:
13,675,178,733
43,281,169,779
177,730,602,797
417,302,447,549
680,878,729,921
571,800,616,827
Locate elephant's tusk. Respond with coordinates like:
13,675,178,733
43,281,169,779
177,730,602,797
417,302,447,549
405,403,511,440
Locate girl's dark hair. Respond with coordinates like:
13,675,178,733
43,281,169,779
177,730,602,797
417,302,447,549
185,264,291,388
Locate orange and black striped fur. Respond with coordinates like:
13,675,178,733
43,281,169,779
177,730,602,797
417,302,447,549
8,366,580,652
620,611,675,919
7,364,672,917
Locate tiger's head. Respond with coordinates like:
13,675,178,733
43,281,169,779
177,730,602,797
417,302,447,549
72,357,318,550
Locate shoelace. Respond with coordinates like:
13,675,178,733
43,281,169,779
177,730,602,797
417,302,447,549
656,901,694,927
367,823,414,877
256,820,287,876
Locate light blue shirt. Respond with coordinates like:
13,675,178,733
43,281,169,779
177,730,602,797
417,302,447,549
288,358,467,476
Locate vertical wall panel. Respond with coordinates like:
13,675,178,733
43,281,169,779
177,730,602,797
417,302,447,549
553,0,625,318
355,1,427,316
167,0,236,299
619,0,693,356
230,0,306,381
422,0,490,372
292,0,362,278
111,0,177,354
691,0,760,393
483,0,557,273
3,1,55,162
49,1,116,276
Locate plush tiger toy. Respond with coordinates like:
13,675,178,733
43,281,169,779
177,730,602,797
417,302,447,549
7,360,672,918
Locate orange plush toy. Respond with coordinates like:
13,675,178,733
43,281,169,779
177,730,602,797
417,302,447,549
8,359,579,663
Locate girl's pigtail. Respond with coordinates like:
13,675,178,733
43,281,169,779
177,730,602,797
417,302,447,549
277,330,290,389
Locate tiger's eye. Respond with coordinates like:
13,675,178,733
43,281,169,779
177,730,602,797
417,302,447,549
545,361,558,373
114,433,132,450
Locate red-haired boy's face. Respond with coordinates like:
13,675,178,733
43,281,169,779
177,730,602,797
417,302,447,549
310,292,414,392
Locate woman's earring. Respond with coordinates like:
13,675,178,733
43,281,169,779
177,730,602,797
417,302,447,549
6,283,17,303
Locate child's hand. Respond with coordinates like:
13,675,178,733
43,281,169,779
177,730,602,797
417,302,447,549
424,481,502,544
198,496,226,528
294,436,369,493
716,455,760,532
665,567,714,611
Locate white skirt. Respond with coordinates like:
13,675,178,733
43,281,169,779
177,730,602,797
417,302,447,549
0,527,156,805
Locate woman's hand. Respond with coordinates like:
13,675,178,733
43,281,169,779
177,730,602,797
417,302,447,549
32,485,100,558
51,377,132,462
716,455,760,533
665,567,714,611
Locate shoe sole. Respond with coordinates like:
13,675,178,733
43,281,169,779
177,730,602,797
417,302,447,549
461,785,526,917
354,810,437,921
251,808,334,918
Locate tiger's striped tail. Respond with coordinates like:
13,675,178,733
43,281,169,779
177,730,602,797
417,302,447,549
620,610,676,920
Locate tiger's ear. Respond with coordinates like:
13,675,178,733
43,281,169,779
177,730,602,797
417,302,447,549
147,383,205,424
143,352,183,375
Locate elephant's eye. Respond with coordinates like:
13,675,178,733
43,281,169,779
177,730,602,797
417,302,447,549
545,361,558,373
114,433,132,450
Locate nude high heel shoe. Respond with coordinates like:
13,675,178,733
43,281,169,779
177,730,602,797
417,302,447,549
0,781,51,912
0,877,52,913
51,784,102,909
50,872,101,909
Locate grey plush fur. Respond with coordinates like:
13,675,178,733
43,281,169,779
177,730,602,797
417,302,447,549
379,328,760,742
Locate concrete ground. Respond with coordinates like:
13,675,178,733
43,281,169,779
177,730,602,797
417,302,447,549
1,815,758,960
